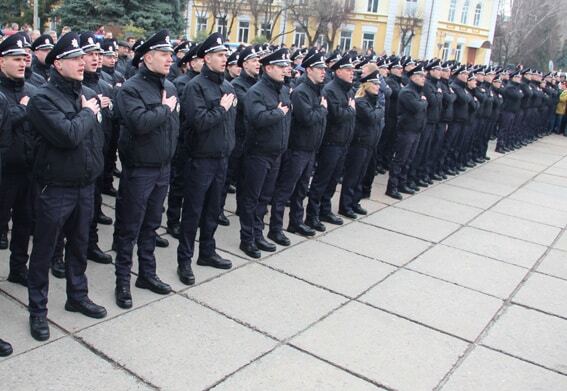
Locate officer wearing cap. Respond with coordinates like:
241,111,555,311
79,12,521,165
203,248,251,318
474,67,496,163
375,57,404,174
490,75,504,147
165,42,202,239
435,61,457,177
385,63,428,200
124,38,145,80
267,51,328,246
0,33,39,288
238,47,292,258
496,69,523,153
176,32,236,284
443,66,473,173
79,32,115,264
26,32,107,341
168,40,190,82
100,39,125,87
459,70,480,170
0,91,12,357
222,45,260,218
16,32,46,88
339,70,384,218
324,52,340,84
31,34,54,82
114,30,179,308
519,69,534,146
407,59,443,189
305,54,356,231
115,41,131,75
225,51,241,82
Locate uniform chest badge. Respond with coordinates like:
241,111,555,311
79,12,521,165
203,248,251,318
96,112,102,123
232,97,238,107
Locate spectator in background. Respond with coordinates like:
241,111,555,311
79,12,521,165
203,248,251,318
47,30,57,43
555,82,567,135
61,26,71,35
30,30,41,41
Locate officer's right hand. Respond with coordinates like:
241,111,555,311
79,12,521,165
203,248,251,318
277,102,289,115
321,97,328,109
220,93,235,111
348,98,356,109
162,91,178,112
81,95,100,116
19,96,30,106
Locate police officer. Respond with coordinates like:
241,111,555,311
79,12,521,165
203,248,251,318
445,66,473,173
339,70,384,218
166,42,202,239
268,51,327,246
408,59,443,189
79,32,115,264
225,50,241,82
124,38,145,80
17,33,46,88
0,33,38,287
176,32,236,285
460,71,480,169
239,47,292,258
497,69,523,153
385,63,428,200
225,45,259,215
114,30,179,308
27,32,107,341
305,54,356,231
436,61,456,177
376,57,404,173
168,40,190,82
30,34,54,82
115,41,131,75
100,39,125,87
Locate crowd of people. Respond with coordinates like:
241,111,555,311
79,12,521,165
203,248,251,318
0,25,564,356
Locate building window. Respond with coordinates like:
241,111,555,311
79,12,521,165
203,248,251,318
405,0,418,15
216,17,228,38
260,22,272,39
197,16,207,33
339,30,352,52
448,0,456,22
294,26,306,48
362,32,375,51
238,20,249,42
455,43,463,61
473,3,482,26
367,0,379,13
461,0,470,24
441,42,450,61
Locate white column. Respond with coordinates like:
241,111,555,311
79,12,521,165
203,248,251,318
384,0,400,53
484,0,500,64
186,0,194,39
418,0,440,59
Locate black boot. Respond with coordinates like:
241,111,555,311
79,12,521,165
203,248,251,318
0,338,13,357
386,187,403,200
51,258,65,279
217,212,230,226
87,244,113,264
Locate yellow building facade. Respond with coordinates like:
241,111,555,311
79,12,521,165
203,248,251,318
185,0,499,65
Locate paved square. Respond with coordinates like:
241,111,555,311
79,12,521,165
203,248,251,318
2,136,567,389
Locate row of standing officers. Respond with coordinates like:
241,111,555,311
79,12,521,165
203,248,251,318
0,29,560,347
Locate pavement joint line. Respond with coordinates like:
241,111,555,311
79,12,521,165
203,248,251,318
286,343,392,390
509,301,567,322
70,334,161,390
533,268,567,283
478,343,567,378
485,208,567,229
433,147,567,389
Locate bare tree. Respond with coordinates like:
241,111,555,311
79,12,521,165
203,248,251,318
397,3,423,56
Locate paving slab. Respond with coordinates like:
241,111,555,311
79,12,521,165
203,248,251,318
360,269,502,340
481,305,567,374
213,345,379,390
263,240,396,298
442,346,567,391
362,207,461,242
186,263,346,339
534,173,567,188
78,295,276,391
469,211,561,246
446,175,518,196
393,193,483,224
513,272,567,319
490,198,567,228
553,231,567,252
536,249,567,280
319,221,431,266
510,187,567,212
0,337,151,390
442,227,547,269
408,244,527,298
292,301,468,391
492,156,549,172
420,183,502,209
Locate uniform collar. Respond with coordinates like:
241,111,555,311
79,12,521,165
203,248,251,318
261,73,283,92
334,76,352,92
304,76,323,94
139,64,166,89
102,65,115,75
83,70,100,86
241,70,258,85
201,64,224,85
0,71,25,90
49,67,83,97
